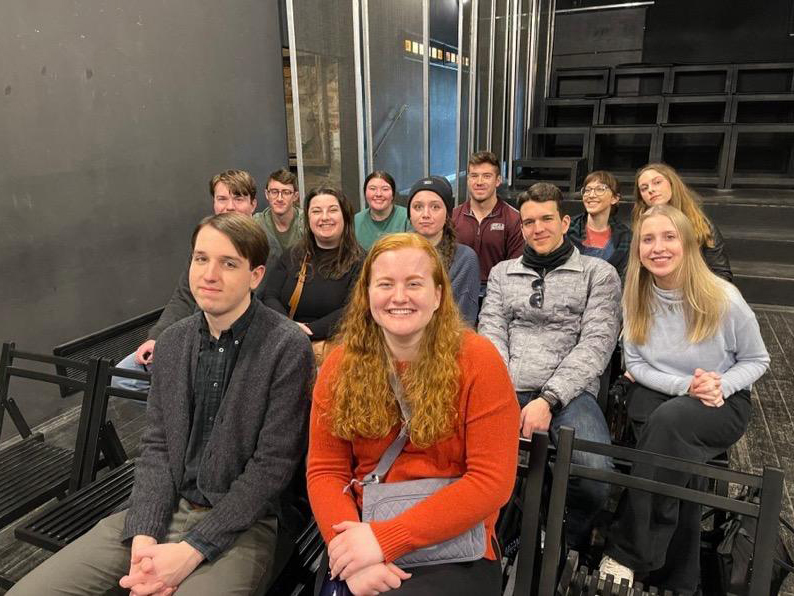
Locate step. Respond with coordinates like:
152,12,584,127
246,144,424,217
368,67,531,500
551,192,794,231
720,226,794,263
733,260,794,307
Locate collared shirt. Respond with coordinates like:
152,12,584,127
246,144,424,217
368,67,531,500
451,198,524,284
180,297,256,507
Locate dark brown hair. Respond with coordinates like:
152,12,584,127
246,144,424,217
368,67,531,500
582,170,620,216
467,150,500,173
363,170,397,196
298,187,363,279
192,212,270,269
517,182,565,217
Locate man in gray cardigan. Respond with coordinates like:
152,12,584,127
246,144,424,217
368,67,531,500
479,183,621,555
11,213,314,595
114,168,284,391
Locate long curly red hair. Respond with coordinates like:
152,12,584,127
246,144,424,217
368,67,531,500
329,233,464,448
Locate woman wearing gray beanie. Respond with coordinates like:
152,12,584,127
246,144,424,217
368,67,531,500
408,176,480,325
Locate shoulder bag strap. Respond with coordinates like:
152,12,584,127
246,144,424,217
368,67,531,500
287,254,309,319
360,371,411,485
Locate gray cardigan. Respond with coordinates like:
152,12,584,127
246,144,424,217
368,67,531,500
123,300,314,558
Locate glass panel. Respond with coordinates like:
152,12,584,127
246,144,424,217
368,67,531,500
289,0,362,198
512,0,533,163
429,0,460,182
366,0,426,196
475,0,493,152
490,0,509,165
457,0,473,200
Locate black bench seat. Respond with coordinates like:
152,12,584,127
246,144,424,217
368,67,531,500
0,437,73,528
15,460,135,551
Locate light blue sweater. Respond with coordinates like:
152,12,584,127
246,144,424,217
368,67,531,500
623,282,769,397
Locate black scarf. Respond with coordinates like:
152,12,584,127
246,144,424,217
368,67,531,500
521,235,574,275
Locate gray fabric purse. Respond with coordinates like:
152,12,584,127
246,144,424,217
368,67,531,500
351,373,487,568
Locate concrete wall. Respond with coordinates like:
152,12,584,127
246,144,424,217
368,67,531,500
0,0,288,436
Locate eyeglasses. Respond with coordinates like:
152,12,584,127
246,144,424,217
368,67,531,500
530,278,544,309
267,188,295,199
580,185,609,197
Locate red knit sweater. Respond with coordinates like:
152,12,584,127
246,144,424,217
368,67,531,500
306,331,520,563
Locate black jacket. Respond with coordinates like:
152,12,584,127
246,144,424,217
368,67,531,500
567,213,632,282
703,221,733,282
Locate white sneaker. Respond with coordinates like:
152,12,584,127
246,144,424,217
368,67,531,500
599,555,634,586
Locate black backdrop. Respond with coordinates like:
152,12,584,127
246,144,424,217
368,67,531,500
643,0,794,64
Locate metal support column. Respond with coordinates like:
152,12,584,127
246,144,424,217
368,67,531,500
362,0,374,174
455,0,464,199
352,0,366,205
285,0,305,193
423,0,430,176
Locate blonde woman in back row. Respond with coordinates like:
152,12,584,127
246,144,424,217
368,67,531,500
633,163,732,282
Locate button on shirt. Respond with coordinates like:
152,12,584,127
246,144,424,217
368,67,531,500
181,298,256,507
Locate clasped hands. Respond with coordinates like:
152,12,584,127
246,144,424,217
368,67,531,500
328,521,411,596
118,535,204,596
688,368,724,407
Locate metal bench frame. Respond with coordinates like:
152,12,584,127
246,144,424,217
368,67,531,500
516,427,784,595
52,307,163,397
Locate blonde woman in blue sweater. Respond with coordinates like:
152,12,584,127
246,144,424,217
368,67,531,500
599,204,769,595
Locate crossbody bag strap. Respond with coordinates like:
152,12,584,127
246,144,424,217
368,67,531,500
345,372,411,493
287,254,309,319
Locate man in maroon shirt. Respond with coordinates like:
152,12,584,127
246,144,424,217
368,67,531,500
451,151,524,300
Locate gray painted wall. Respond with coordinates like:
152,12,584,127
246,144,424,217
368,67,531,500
0,0,288,436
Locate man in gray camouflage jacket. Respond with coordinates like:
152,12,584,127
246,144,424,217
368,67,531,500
479,182,621,554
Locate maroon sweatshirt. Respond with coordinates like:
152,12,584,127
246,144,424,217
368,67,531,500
451,198,524,284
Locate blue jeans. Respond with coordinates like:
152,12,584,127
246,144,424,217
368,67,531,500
517,390,612,551
111,352,152,391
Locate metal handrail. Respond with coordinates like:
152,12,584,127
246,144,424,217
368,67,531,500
373,104,409,159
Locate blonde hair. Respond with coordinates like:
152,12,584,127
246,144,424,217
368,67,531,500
632,163,714,248
623,205,728,345
329,233,464,448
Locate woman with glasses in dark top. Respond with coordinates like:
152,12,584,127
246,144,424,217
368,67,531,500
567,170,632,282
262,187,364,363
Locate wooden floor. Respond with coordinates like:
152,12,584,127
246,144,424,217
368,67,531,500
0,305,793,594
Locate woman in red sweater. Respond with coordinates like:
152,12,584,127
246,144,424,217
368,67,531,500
307,233,519,596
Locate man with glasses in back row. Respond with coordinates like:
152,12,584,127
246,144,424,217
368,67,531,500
478,182,621,557
254,167,305,263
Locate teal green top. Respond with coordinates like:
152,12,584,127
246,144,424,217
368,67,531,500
354,205,410,251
